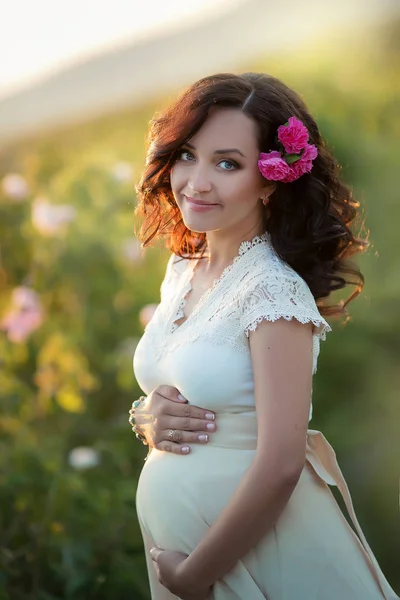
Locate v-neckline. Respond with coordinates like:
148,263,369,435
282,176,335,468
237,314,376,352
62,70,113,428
170,231,271,334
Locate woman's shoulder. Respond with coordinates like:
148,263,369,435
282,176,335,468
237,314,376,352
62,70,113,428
239,241,306,291
238,244,323,309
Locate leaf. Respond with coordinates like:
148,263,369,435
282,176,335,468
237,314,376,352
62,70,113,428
285,153,302,164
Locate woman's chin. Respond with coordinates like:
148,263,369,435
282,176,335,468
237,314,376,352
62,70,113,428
181,212,217,233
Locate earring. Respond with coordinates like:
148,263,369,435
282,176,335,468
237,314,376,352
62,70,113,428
262,196,268,206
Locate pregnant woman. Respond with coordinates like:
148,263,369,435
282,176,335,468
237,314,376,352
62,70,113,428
131,72,398,599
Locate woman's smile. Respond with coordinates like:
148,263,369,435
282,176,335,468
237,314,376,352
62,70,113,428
184,195,220,212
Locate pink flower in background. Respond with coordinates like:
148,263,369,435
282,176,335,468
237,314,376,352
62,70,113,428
122,238,143,263
139,304,159,328
32,197,76,236
1,286,44,343
258,151,290,181
277,116,309,154
1,173,30,201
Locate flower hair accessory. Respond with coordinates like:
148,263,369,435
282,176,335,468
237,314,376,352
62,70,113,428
258,116,318,183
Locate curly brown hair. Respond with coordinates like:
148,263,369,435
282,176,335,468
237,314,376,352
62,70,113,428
134,72,369,319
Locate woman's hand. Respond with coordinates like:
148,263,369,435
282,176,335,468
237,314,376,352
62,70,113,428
150,546,213,600
130,385,217,455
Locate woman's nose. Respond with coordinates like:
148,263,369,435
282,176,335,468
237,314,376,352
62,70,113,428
188,165,212,193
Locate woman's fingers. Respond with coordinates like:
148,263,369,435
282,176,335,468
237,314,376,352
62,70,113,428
156,384,188,404
152,423,217,454
129,407,215,432
162,429,211,444
156,386,216,421
154,440,192,454
154,429,212,454
162,400,216,423
157,414,216,434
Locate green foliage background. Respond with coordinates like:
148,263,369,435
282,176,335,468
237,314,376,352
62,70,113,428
0,20,399,599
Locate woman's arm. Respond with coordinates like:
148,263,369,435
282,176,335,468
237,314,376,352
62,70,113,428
177,317,314,589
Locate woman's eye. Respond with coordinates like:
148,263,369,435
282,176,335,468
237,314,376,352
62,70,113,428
219,160,238,171
179,150,194,161
178,150,238,170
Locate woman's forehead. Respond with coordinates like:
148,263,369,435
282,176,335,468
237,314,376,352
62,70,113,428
188,108,258,153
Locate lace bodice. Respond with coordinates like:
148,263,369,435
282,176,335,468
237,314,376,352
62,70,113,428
133,232,332,422
144,232,331,373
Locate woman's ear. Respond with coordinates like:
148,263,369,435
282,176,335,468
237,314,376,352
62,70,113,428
260,182,276,202
265,182,277,197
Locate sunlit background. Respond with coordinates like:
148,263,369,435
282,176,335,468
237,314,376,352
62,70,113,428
1,0,399,597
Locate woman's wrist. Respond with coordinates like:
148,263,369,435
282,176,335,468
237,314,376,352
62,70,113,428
176,558,212,592
129,395,149,445
129,395,153,461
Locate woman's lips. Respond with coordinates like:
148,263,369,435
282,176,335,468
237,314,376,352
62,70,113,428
185,196,219,212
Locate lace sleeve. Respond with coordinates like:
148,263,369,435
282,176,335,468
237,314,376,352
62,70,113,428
239,271,332,342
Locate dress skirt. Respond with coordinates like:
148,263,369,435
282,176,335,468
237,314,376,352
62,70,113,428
136,414,398,600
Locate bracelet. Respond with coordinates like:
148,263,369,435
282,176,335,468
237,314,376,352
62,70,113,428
133,425,148,446
129,396,148,446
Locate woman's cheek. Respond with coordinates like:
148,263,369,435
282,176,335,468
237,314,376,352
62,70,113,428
169,166,182,197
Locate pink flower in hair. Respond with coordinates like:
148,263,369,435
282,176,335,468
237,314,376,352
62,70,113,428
258,116,318,184
280,143,318,183
258,151,290,181
277,116,309,154
300,143,318,165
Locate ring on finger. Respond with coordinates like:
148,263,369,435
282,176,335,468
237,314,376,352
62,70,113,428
168,429,175,441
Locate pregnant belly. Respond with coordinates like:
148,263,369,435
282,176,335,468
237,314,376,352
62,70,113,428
135,444,255,554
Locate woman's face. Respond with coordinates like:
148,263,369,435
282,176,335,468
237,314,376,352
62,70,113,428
170,107,273,237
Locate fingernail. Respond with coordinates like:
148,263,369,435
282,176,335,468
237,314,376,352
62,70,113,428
206,422,215,430
205,412,215,420
181,446,190,453
178,394,187,401
198,434,208,442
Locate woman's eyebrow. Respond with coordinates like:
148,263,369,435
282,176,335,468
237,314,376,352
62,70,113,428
184,141,246,158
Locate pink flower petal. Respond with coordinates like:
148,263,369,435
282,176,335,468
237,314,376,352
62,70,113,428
1,287,44,343
258,152,290,181
277,116,309,154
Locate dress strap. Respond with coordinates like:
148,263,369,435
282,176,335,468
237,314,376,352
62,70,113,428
306,429,398,599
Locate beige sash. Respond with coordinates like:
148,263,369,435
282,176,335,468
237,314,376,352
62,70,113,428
306,429,399,599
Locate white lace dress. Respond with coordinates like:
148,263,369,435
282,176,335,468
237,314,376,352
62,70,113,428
133,232,398,600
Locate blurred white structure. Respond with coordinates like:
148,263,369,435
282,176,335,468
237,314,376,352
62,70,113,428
68,447,100,470
0,0,398,144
